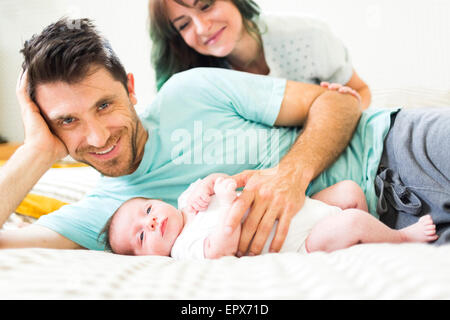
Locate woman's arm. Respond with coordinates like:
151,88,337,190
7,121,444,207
345,70,372,110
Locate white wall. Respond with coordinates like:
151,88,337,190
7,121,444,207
1,0,449,142
0,0,154,142
257,0,450,90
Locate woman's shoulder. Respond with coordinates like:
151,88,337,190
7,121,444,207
257,12,331,36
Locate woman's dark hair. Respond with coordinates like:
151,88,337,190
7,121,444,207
149,0,261,90
21,17,129,101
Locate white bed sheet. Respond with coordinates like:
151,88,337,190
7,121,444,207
1,87,449,300
0,243,449,299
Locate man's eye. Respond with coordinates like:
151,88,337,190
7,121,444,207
98,103,109,110
201,3,211,11
62,118,75,125
146,206,152,215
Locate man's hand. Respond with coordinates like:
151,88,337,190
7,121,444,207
16,69,67,161
227,166,308,256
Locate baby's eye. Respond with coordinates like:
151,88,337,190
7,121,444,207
140,231,144,242
146,206,152,215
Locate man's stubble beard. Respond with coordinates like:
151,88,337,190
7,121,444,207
75,112,141,177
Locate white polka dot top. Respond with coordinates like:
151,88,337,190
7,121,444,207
256,14,353,85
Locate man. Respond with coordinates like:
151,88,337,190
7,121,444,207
0,18,447,255
0,17,362,253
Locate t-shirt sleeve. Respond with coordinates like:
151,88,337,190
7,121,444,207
35,194,123,251
159,68,287,127
309,20,354,84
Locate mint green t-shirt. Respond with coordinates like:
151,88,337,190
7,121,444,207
36,68,396,250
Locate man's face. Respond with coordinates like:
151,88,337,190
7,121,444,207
35,66,147,177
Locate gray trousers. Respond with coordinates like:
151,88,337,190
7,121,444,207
376,108,450,245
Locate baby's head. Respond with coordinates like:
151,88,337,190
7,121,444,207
102,197,184,256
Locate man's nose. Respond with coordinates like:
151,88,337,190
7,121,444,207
86,121,109,148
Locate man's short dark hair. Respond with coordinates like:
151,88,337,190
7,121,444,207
21,17,128,101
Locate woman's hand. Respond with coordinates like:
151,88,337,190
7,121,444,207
320,81,362,103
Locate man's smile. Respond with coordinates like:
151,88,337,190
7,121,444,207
88,137,121,161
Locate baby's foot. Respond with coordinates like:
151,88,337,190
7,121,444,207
214,177,237,205
400,215,439,243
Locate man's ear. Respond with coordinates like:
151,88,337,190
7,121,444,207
126,73,138,105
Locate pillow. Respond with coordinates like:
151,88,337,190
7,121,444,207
1,161,100,219
15,193,68,219
371,87,450,109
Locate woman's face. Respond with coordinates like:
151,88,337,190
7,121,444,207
167,0,245,57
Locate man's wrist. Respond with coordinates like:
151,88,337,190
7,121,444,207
277,160,314,192
17,143,58,168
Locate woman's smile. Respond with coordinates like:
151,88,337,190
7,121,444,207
204,26,226,45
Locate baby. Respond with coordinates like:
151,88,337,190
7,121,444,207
101,173,438,258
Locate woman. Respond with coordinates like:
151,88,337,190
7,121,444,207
149,0,371,109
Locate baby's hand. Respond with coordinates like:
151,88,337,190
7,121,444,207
214,177,237,205
320,82,362,103
185,179,213,214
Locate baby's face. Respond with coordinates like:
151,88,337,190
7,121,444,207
110,198,184,256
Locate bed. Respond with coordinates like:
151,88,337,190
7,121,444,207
1,88,449,300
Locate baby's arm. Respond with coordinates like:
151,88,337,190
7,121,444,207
311,180,368,211
203,178,241,259
184,173,231,214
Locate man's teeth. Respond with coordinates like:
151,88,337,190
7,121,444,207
94,145,114,155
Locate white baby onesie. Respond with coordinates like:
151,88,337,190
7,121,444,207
171,180,342,259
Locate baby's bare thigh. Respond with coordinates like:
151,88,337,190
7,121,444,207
306,212,362,252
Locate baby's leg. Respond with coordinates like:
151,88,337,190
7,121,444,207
311,180,368,211
306,209,438,253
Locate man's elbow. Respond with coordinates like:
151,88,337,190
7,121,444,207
340,91,363,119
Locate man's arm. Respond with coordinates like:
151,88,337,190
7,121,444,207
0,144,54,227
227,81,362,256
0,70,80,249
0,225,82,250
0,144,81,249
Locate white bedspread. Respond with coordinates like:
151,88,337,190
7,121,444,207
1,243,449,299
1,88,449,300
